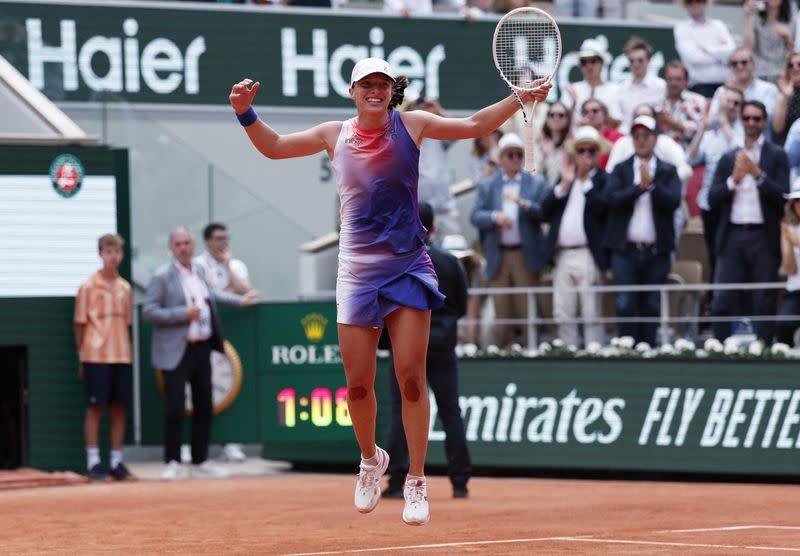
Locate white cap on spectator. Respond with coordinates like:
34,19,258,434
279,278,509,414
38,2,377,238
351,58,395,85
566,126,611,154
578,38,612,64
497,133,524,154
631,115,657,133
785,177,800,199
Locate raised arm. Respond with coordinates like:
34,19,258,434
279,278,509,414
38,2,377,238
230,79,341,159
403,85,551,143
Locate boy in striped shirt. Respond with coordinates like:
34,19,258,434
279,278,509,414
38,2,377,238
74,234,136,481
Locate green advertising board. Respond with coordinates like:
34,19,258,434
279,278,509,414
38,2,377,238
0,1,677,109
135,302,800,477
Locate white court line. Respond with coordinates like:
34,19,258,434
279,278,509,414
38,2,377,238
659,526,800,534
284,536,800,556
283,536,576,556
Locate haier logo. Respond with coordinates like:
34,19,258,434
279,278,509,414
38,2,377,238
25,18,206,94
281,26,445,100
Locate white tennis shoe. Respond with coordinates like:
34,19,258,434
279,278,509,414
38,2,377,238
402,477,430,526
354,446,389,513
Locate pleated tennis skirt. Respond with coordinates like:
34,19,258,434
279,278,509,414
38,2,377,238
336,246,445,328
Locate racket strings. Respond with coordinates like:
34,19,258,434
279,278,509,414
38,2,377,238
495,16,560,91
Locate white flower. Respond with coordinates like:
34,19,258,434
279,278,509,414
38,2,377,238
704,338,723,353
610,337,621,347
568,344,578,353
635,342,651,352
376,349,391,359
463,343,478,357
586,341,602,354
487,344,500,355
523,348,539,358
454,344,465,358
643,349,658,359
674,338,695,352
695,349,709,358
659,344,675,355
538,342,552,353
510,343,523,353
723,341,740,355
771,343,790,355
748,341,763,357
619,336,636,350
552,338,565,348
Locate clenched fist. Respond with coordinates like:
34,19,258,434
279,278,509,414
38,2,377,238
229,78,261,114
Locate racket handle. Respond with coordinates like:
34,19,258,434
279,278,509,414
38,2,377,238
523,101,537,173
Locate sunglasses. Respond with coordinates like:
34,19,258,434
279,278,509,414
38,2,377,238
789,62,800,70
548,112,568,118
729,59,750,67
581,107,602,115
685,0,706,4
632,131,654,140
504,151,524,159
742,115,764,122
579,57,601,66
575,146,598,155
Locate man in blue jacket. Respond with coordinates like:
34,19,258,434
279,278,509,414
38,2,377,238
470,133,548,348
604,115,682,345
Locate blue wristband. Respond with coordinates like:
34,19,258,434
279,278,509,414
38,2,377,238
236,107,258,127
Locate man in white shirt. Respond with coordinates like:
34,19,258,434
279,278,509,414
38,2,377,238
687,85,745,284
673,0,736,98
708,48,779,124
193,222,256,464
618,37,667,133
707,100,790,341
604,116,682,345
541,127,610,347
561,38,622,132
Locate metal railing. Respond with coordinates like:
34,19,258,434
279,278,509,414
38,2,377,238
467,281,793,347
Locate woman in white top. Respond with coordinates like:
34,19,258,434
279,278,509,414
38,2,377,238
534,101,572,187
673,0,736,98
777,183,800,344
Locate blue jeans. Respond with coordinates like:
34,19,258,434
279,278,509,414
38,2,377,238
611,245,672,345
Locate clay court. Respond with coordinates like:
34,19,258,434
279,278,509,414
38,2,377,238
3,473,800,555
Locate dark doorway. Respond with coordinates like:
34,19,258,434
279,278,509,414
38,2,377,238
0,346,28,469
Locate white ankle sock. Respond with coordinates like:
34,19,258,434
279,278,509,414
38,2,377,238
110,449,123,469
406,474,425,484
86,447,100,470
361,450,379,467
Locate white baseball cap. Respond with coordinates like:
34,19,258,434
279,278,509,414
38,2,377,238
578,38,611,64
498,133,524,154
351,58,395,85
631,115,657,133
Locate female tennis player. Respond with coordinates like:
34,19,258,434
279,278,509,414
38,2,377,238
229,58,549,526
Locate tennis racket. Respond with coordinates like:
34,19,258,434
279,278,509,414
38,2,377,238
493,7,562,173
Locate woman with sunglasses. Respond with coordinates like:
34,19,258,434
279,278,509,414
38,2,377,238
673,0,736,98
743,0,796,83
772,52,800,144
534,102,572,187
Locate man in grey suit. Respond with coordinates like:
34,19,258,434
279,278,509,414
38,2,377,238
143,228,253,480
470,133,548,348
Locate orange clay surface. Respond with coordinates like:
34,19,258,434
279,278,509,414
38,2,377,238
2,473,799,555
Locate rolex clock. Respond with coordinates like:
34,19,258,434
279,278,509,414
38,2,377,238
155,340,243,416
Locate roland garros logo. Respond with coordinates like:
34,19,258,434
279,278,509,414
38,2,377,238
50,154,84,198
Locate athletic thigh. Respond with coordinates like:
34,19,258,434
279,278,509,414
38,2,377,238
386,307,430,379
337,323,381,388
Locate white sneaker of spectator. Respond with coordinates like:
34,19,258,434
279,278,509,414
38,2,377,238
221,443,247,462
190,461,230,479
160,460,183,481
181,444,192,463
